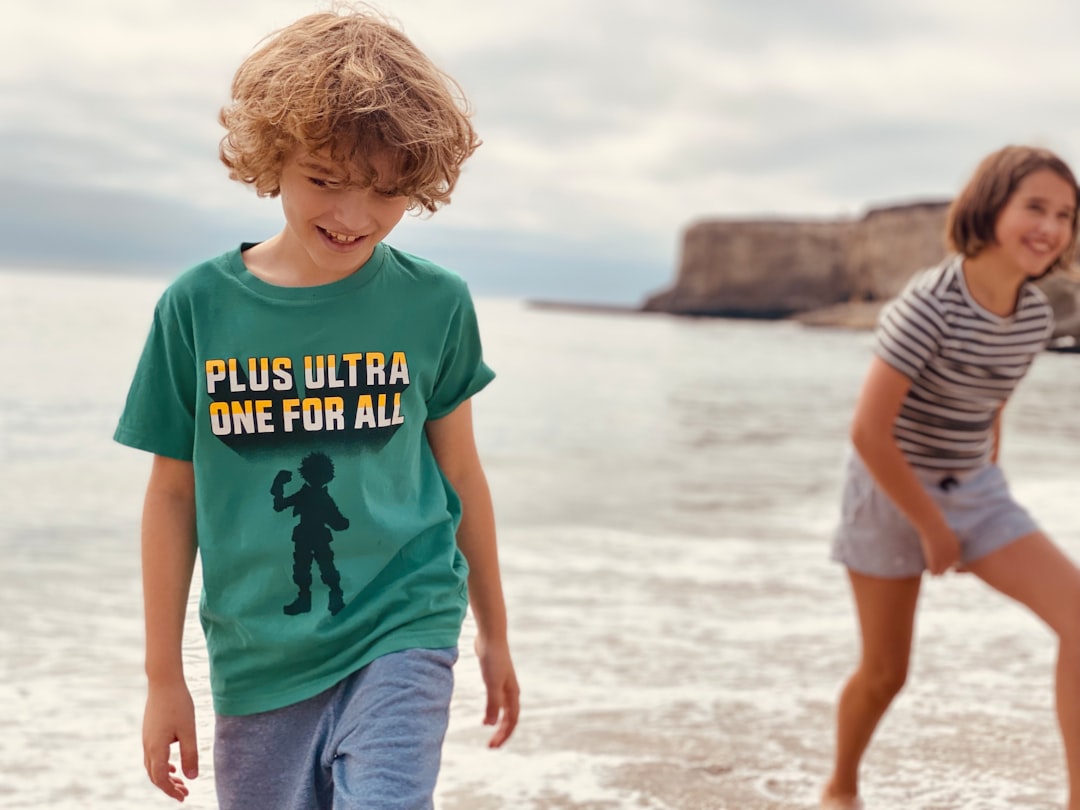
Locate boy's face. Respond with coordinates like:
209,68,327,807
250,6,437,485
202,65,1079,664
276,147,411,279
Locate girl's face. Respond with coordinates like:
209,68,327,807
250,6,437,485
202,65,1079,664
991,168,1076,278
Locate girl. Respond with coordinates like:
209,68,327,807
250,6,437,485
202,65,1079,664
823,145,1080,809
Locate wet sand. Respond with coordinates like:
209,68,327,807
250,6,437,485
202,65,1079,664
2,271,1076,809
438,520,1071,810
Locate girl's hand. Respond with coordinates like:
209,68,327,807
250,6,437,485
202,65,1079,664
919,525,962,575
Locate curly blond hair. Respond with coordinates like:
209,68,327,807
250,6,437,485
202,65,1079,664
219,6,480,213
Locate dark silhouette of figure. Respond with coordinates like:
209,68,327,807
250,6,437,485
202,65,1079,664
271,452,350,615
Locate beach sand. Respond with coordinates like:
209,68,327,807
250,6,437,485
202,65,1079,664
2,272,1075,809
436,521,1070,810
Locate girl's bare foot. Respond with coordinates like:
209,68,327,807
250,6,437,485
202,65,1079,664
820,793,864,810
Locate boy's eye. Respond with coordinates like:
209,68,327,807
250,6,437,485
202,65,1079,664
373,187,403,199
308,176,342,189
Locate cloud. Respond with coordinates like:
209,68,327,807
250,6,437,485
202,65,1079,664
0,176,278,273
3,0,1080,302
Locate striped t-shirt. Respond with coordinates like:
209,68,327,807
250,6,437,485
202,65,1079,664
874,255,1054,472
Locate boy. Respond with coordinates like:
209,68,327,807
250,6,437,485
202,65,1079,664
114,8,519,808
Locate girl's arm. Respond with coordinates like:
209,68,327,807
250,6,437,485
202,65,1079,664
851,356,960,575
141,454,200,801
426,399,520,748
991,404,1005,464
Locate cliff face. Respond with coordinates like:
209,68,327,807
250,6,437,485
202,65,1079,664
643,201,951,316
1042,273,1080,339
644,201,1080,344
644,219,856,317
845,202,952,300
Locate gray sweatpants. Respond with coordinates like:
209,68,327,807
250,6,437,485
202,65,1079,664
214,647,458,810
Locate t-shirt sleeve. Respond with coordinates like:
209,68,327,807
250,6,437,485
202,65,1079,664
1032,287,1057,346
113,294,198,460
873,285,947,381
426,283,495,420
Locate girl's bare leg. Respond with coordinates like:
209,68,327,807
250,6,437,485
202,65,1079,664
966,532,1080,810
823,570,921,806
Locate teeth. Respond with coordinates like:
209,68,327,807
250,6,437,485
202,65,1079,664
323,228,361,244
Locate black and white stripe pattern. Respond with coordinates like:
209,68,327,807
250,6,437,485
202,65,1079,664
874,255,1054,472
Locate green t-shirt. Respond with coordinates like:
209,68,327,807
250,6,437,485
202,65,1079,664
115,242,494,715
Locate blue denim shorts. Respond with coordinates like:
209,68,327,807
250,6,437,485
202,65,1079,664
830,450,1040,578
214,647,458,810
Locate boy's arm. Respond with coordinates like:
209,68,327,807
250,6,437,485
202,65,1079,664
850,356,960,575
426,399,520,748
141,454,200,801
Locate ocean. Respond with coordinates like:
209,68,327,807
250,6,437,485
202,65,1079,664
1,268,1078,809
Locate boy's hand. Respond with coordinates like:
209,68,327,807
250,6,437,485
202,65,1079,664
474,635,520,748
143,681,198,802
919,525,962,576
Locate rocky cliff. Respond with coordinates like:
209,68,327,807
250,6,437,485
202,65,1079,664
644,201,1080,346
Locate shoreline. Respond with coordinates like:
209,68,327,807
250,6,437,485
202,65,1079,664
527,298,1080,351
526,297,882,329
526,298,646,315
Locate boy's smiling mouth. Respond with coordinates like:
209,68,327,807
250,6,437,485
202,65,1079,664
319,226,363,245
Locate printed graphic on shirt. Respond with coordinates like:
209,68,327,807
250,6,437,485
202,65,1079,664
272,453,350,616
205,350,410,453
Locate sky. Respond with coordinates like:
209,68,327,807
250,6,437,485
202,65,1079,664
3,0,1080,304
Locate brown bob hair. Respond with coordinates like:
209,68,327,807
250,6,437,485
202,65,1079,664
947,145,1080,274
218,6,480,213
